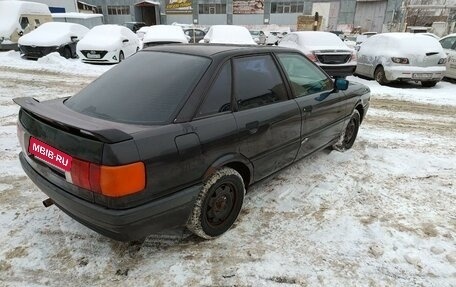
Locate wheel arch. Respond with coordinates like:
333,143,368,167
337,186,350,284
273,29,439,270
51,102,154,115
203,154,253,188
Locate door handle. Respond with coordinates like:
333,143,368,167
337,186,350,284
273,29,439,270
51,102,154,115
245,121,259,134
302,106,313,113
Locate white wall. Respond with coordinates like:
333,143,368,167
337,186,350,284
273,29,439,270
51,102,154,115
24,0,78,12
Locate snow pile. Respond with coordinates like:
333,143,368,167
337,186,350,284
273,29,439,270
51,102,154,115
143,25,188,44
18,22,89,47
204,25,257,45
0,51,111,76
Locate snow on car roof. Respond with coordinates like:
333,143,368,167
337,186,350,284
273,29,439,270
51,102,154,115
143,25,188,44
374,33,444,52
205,25,256,45
294,31,345,46
0,1,50,38
52,13,103,19
18,22,89,47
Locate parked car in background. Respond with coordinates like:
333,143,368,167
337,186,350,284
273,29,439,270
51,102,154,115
343,35,357,49
124,22,146,33
77,25,140,64
279,31,357,77
420,32,440,40
249,30,266,45
202,25,256,45
14,45,370,241
18,22,88,59
0,1,52,50
136,26,152,41
439,33,456,80
265,31,281,45
356,33,447,87
143,25,188,48
355,32,377,50
184,28,206,43
52,13,104,29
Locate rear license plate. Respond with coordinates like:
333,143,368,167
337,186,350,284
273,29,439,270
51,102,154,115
28,137,72,172
87,53,100,59
412,73,432,79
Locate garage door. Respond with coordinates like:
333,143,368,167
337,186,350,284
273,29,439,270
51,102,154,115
354,1,387,33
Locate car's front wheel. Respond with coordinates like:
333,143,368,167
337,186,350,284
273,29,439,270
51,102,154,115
187,167,245,239
421,80,437,87
374,66,388,85
332,110,360,151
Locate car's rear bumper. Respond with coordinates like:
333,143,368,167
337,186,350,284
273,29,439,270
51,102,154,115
319,64,356,77
20,152,200,241
384,66,446,81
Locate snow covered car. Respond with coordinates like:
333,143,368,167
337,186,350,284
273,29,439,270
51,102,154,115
279,31,357,77
76,25,140,64
250,30,266,45
143,25,188,48
201,25,256,45
356,33,447,87
439,33,456,80
14,45,370,241
18,22,88,59
136,26,152,41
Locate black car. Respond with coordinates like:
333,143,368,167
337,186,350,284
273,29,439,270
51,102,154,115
15,45,370,241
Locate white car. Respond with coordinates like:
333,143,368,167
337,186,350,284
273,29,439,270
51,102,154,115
143,25,188,48
356,33,447,87
18,22,88,59
136,26,152,41
201,25,256,45
77,25,140,64
279,31,357,77
439,33,456,80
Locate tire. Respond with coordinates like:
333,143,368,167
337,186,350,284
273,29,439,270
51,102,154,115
421,81,437,87
119,51,125,63
63,46,72,59
332,110,361,152
374,66,388,85
187,167,245,239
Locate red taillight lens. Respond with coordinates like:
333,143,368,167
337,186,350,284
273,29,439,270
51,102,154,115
68,158,145,197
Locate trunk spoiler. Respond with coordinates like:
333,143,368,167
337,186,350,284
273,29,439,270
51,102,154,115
14,97,133,144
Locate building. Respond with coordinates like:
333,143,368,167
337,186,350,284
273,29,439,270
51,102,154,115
79,0,405,33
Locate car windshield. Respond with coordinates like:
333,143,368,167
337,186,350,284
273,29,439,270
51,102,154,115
250,31,260,36
65,52,211,124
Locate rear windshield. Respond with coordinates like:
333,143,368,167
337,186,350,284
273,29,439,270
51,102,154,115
65,52,210,124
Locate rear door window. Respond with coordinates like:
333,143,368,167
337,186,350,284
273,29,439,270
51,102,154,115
233,55,288,111
65,52,210,124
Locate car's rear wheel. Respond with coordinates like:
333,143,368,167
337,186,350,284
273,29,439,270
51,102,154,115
187,167,245,239
63,46,72,59
374,66,388,85
421,80,437,87
332,110,360,152
119,51,125,63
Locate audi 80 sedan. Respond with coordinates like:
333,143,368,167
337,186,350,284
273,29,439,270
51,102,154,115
15,45,370,241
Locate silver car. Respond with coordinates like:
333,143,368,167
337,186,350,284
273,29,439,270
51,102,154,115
355,33,447,87
439,33,456,80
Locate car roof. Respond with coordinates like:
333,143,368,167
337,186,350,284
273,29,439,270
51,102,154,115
141,44,295,57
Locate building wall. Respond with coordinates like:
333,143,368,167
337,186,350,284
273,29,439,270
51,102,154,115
199,14,227,25
233,15,263,25
26,0,78,12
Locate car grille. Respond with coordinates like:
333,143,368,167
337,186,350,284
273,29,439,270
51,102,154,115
20,45,57,58
80,50,108,59
316,54,351,64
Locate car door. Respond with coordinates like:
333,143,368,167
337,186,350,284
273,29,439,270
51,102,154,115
232,54,302,181
275,52,349,159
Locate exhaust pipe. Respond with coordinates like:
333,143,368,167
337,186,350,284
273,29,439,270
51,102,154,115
42,198,54,208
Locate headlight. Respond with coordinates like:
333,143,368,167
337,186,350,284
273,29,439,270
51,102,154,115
391,57,409,64
438,58,447,64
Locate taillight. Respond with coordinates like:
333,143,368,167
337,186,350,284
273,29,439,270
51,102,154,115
306,53,318,62
68,158,145,197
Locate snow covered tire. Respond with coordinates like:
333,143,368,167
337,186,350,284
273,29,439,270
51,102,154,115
332,109,360,152
187,167,245,239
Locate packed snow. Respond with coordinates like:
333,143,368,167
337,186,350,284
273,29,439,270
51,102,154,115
0,52,455,286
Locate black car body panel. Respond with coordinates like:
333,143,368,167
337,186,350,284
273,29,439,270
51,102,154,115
15,44,370,241
19,41,77,59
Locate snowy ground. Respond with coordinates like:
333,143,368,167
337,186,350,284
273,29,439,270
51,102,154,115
0,53,455,286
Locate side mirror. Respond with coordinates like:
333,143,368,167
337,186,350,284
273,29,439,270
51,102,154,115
71,36,78,42
122,39,129,43
335,78,349,91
